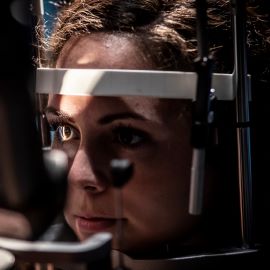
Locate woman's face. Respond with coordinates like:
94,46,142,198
46,33,198,253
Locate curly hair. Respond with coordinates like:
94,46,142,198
38,0,270,78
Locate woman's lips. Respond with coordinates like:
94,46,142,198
75,216,117,232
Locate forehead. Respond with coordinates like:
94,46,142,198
56,33,155,69
53,33,190,121
48,95,190,124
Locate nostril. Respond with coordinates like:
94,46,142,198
81,174,109,193
70,166,110,193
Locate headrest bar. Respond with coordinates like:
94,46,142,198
36,68,235,100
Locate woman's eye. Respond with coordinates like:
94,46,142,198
49,124,78,144
113,126,147,147
57,125,76,142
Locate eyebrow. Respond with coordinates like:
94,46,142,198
45,106,75,123
98,112,147,124
45,106,147,125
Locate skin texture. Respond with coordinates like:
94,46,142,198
46,33,199,254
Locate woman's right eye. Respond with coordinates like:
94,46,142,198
50,124,78,144
57,125,75,142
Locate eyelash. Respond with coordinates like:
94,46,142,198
48,120,79,144
112,123,148,148
47,118,149,149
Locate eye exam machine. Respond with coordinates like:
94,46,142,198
0,0,269,269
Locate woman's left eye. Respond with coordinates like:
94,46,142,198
112,126,147,148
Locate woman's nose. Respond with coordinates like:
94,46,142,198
68,148,109,194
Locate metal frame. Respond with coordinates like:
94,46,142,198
36,68,236,100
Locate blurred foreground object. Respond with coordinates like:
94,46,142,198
0,0,67,240
0,249,15,270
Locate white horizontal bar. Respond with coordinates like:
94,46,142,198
0,233,111,262
36,68,235,100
